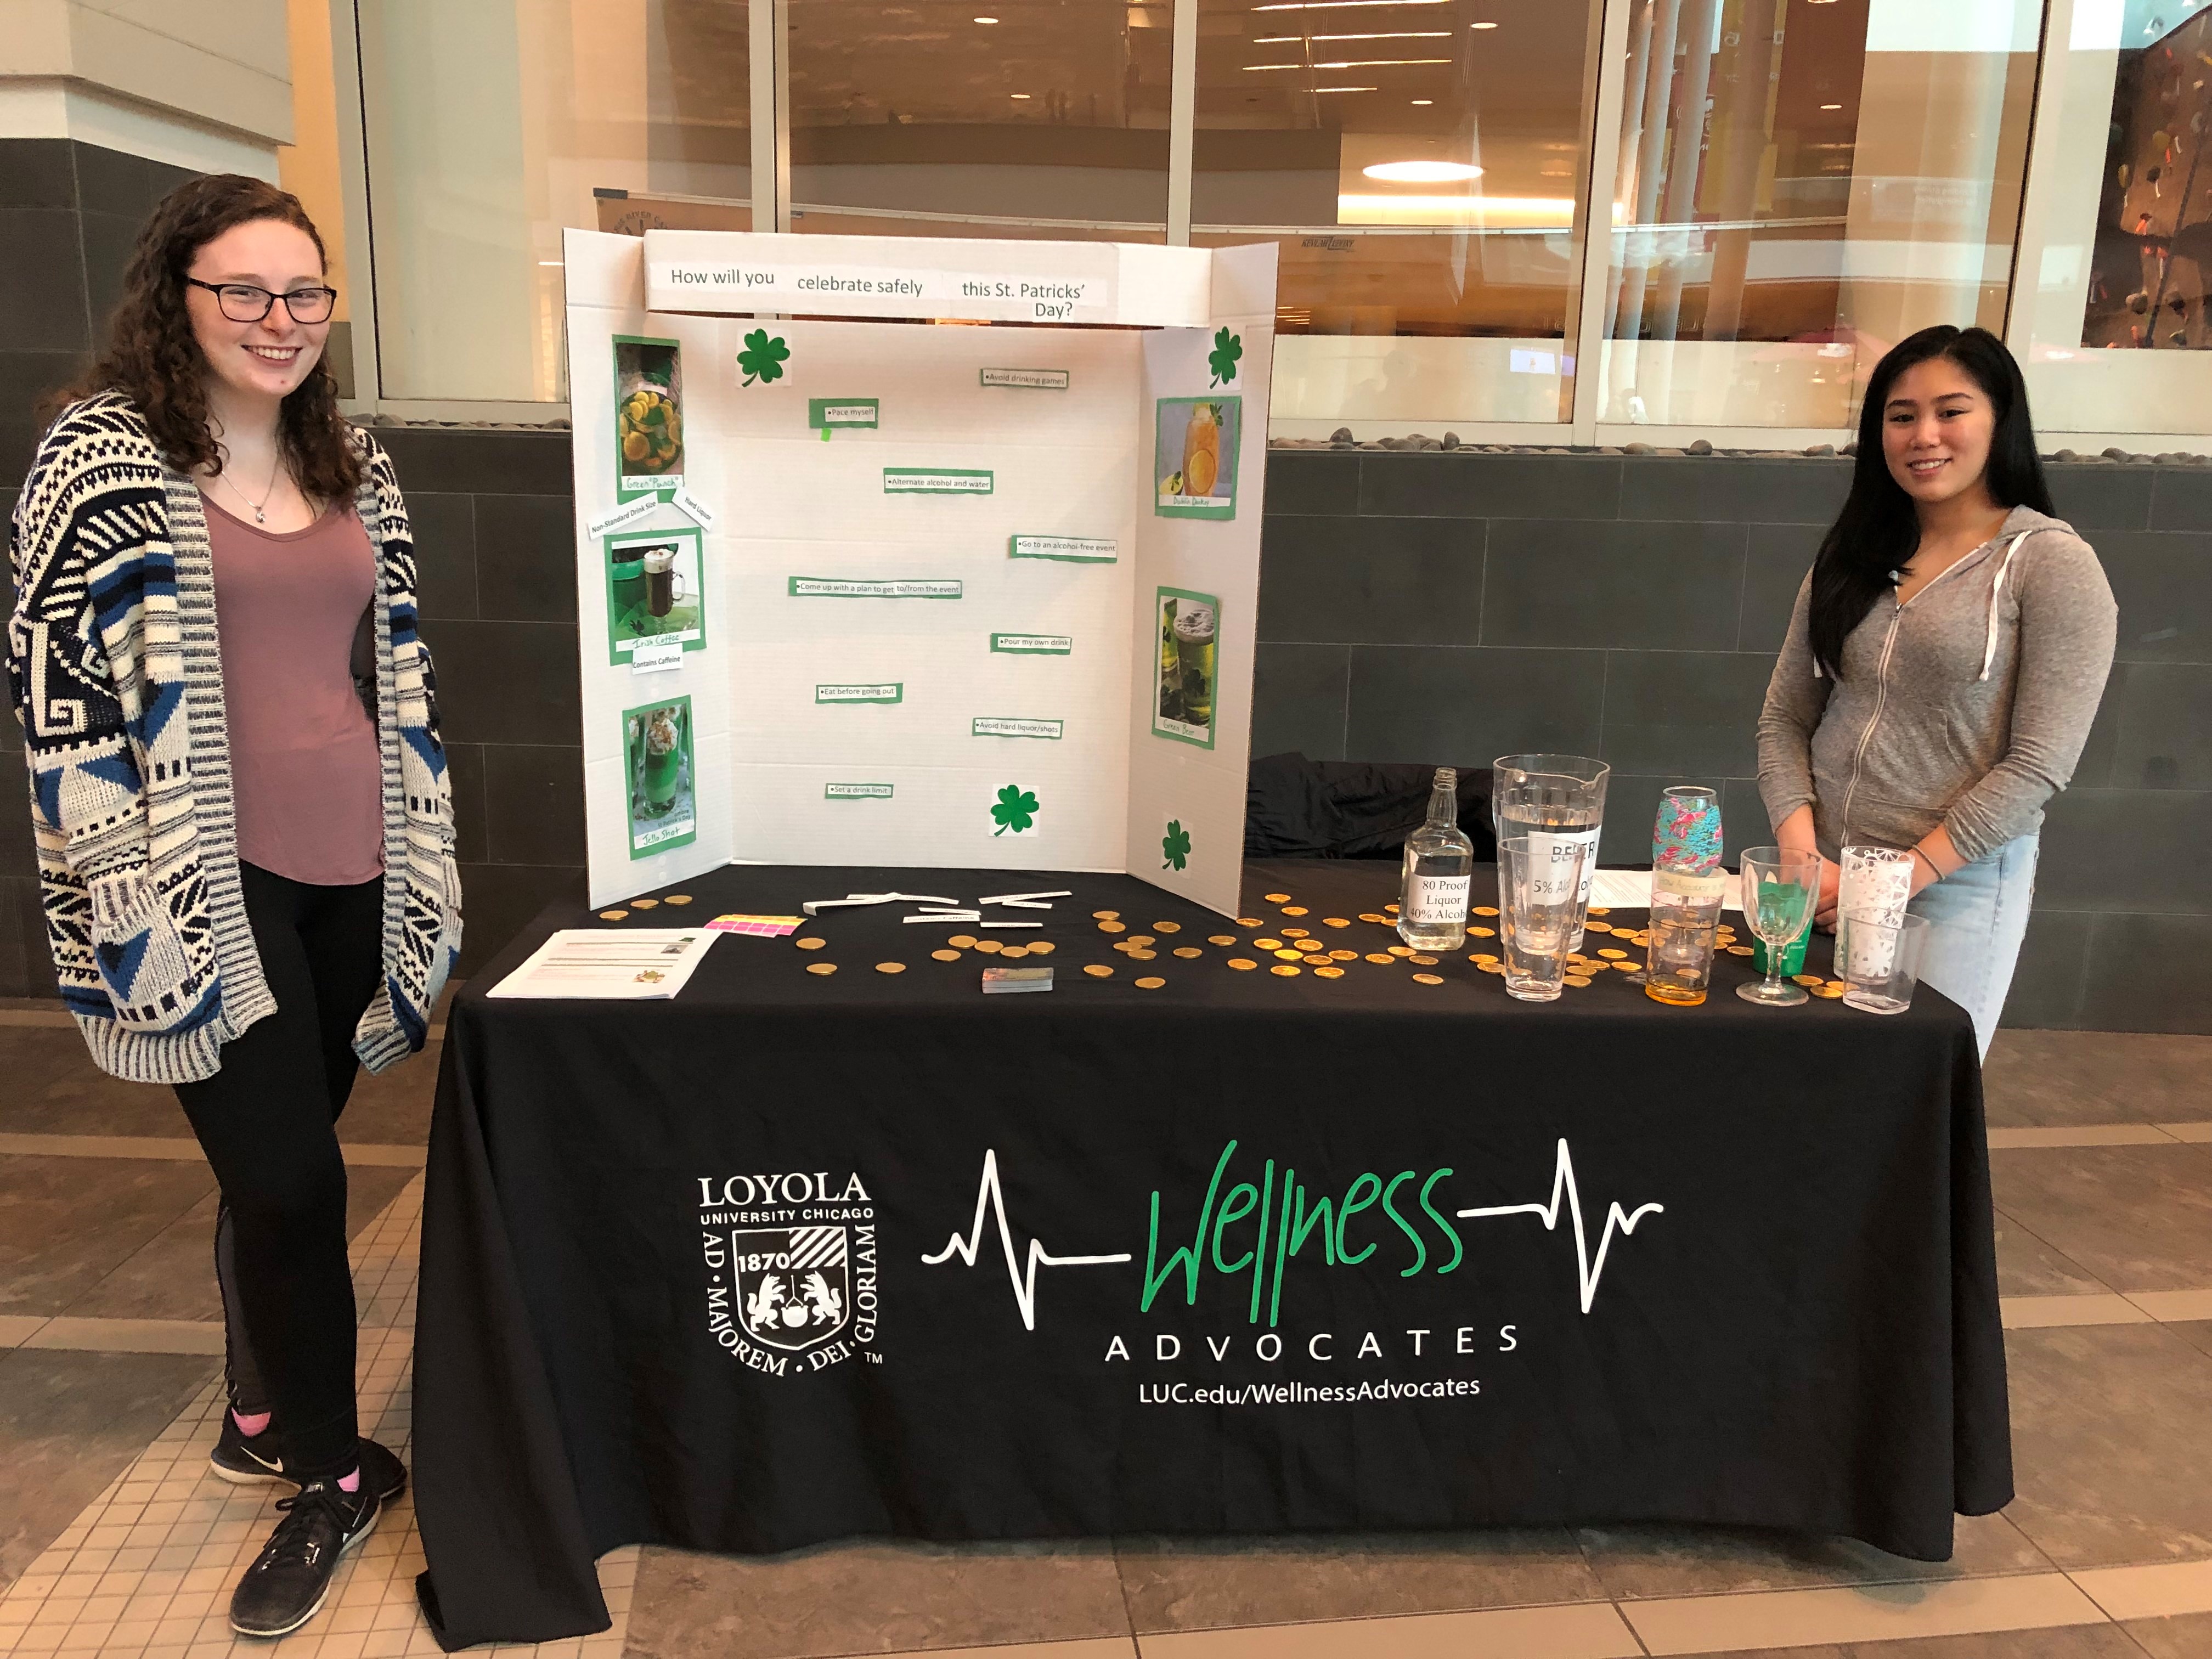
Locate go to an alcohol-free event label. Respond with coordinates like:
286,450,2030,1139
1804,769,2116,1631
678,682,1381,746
980,367,1070,390
788,577,963,599
816,684,905,704
1009,534,1116,563
973,716,1064,739
990,633,1073,655
825,782,894,800
809,397,879,431
623,693,697,858
884,468,993,495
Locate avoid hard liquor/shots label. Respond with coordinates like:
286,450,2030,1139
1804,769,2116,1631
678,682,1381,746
816,684,904,704
885,469,994,495
1009,534,1115,563
789,577,963,599
973,716,1064,740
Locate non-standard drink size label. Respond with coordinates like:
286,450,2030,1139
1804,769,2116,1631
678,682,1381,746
1009,534,1116,563
1405,874,1471,925
816,684,903,704
1526,828,1600,905
789,577,962,599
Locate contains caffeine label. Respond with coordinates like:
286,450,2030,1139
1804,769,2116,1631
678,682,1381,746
1406,874,1471,924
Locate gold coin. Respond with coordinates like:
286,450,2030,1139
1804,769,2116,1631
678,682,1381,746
1264,892,1292,903
1302,953,1331,966
664,895,692,905
1565,975,1594,988
631,898,659,910
1174,946,1203,959
1815,983,1847,999
1271,964,1301,977
1111,941,1134,953
1128,949,1158,961
1358,912,1389,924
947,934,978,949
1209,935,1238,946
1477,961,1505,974
1412,972,1444,985
1253,938,1285,951
1098,920,1127,934
1471,905,1499,917
1387,945,1415,957
1127,935,1156,948
1727,945,1755,956
1227,958,1259,971
1586,921,1612,934
1135,976,1166,989
1274,948,1305,962
1236,917,1265,929
1366,953,1395,964
1467,926,1496,938
975,939,1005,955
1282,905,1310,917
1281,926,1309,939
1085,964,1114,978
1001,945,1031,958
1154,921,1182,934
1598,949,1628,960
1384,902,1401,913
1028,941,1056,956
1589,906,1611,916
795,936,826,951
1612,960,1638,972
1791,974,1824,986
1824,979,1849,992
875,961,906,974
1323,917,1351,928
1469,953,1499,964
1314,966,1345,979
1093,910,1120,920
931,949,961,962
805,961,838,976
1409,953,1438,966
1329,949,1358,962
598,909,628,921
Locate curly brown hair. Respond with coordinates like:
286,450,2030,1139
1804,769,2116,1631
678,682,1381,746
52,173,362,501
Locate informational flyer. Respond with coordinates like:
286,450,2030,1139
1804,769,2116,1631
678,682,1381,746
624,694,697,857
603,526,706,665
1151,586,1219,750
487,928,718,1000
1154,397,1240,520
613,335,685,500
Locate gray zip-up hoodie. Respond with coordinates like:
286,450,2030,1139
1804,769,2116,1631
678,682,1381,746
1756,505,2117,865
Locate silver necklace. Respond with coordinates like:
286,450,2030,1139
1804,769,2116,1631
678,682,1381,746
217,455,283,525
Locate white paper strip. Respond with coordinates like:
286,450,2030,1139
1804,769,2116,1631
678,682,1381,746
630,637,685,674
979,890,1074,904
908,911,981,922
585,494,660,537
980,921,1042,929
671,484,716,527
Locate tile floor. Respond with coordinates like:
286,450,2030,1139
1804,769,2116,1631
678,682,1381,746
0,1011,2208,1658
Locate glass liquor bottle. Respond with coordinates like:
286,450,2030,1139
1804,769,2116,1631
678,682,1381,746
1398,768,1475,951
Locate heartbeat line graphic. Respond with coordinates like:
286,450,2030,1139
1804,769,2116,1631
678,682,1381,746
1456,1139,1664,1314
922,1149,1133,1330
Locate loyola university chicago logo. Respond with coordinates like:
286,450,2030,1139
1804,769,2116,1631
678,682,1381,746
697,1171,880,1376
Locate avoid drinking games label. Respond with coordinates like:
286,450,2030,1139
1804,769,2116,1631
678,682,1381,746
789,577,962,599
1009,534,1116,563
885,469,993,494
980,368,1070,390
973,717,1064,740
990,634,1073,654
825,783,894,799
816,684,904,704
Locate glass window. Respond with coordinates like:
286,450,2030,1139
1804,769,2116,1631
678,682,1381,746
786,0,1169,242
1598,0,2040,431
1194,0,1602,429
2017,0,2212,436
357,1,749,403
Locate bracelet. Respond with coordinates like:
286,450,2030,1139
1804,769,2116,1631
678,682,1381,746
1910,846,1942,883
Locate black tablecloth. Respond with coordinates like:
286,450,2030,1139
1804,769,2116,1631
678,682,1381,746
413,861,2010,1648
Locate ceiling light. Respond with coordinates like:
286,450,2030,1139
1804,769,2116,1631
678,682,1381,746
1820,102,1842,109
1410,98,1434,104
1256,29,1450,38
1470,18,1498,26
1244,56,1450,66
1313,84,1380,91
1363,159,1482,181
1011,91,1031,98
974,13,998,20
1252,1,1449,10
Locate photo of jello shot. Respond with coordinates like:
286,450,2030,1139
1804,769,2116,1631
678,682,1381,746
624,695,697,856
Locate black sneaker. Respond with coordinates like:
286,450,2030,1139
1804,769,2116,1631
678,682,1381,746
210,1413,287,1486
355,1436,408,1502
228,1479,382,1639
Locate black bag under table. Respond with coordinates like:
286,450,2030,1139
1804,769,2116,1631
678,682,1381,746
411,861,2011,1648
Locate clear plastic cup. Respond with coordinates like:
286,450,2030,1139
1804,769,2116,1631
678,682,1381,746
1836,911,1932,1015
1497,833,1591,1003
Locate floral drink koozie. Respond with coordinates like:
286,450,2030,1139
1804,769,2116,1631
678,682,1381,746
1839,845,1914,978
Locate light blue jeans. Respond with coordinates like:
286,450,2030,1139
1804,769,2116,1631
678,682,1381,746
1906,833,2040,1059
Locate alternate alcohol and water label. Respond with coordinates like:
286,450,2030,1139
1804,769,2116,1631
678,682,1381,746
884,468,993,495
1009,535,1116,563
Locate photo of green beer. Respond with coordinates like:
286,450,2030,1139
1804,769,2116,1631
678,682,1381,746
624,695,697,857
1152,587,1220,749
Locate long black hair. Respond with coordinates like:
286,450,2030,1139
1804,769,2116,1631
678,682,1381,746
1807,325,2054,679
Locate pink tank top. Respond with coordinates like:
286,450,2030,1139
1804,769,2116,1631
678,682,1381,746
204,492,386,886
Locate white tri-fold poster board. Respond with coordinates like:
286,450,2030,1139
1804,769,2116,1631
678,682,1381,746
564,227,1278,916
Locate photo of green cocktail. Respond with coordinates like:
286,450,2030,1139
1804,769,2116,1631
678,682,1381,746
1173,602,1217,730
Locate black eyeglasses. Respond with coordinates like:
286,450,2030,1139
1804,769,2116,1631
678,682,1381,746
185,278,338,324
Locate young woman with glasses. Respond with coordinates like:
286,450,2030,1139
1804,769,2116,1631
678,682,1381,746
1756,325,2116,1057
7,175,460,1637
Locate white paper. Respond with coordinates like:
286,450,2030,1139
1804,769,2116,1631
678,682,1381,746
488,928,717,1000
630,636,685,674
1589,867,1743,913
672,484,717,527
585,494,661,537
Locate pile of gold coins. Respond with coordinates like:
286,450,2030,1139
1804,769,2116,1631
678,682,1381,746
596,893,694,922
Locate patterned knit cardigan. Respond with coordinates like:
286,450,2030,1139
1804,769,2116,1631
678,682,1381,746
6,393,461,1085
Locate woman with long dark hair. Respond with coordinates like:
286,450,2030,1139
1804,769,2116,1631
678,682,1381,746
7,176,459,1637
1757,325,2114,1056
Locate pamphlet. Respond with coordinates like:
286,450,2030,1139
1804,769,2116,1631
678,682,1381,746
488,928,718,999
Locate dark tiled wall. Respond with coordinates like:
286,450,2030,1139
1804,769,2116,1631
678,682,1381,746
1259,450,2212,1035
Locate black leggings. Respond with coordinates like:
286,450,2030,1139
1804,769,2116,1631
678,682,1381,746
174,861,385,1483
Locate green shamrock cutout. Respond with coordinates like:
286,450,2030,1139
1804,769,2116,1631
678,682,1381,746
1207,328,1242,387
738,329,789,387
1162,819,1192,871
991,785,1039,836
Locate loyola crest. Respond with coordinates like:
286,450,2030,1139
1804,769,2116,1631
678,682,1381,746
732,1225,850,1351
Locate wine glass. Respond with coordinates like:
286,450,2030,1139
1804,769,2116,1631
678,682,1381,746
1736,846,1821,1006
